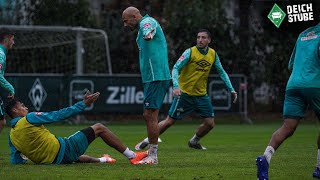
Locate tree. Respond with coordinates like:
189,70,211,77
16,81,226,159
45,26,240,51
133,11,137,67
30,0,97,27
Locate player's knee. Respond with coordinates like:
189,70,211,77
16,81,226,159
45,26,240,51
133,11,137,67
167,118,175,126
143,111,153,121
92,123,108,133
162,117,175,127
204,118,215,129
281,122,297,136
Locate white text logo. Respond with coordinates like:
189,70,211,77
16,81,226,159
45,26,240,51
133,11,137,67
287,3,314,23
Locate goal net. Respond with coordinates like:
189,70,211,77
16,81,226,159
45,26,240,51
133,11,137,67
1,25,112,74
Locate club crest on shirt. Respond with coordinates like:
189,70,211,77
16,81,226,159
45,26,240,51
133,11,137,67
178,55,185,62
143,23,151,28
301,31,318,41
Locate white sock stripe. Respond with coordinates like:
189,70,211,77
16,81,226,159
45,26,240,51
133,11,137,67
99,157,107,163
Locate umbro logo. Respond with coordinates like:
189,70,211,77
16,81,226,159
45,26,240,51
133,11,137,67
196,60,211,68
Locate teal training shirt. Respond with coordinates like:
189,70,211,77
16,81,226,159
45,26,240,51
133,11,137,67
286,23,320,90
136,15,171,83
0,44,14,95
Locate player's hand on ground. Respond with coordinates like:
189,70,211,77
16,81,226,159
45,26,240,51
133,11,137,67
173,88,181,98
231,91,237,103
83,90,100,107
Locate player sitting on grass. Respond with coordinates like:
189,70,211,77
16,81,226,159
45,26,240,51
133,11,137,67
5,91,147,165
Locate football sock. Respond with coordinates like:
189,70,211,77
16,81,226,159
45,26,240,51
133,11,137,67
190,134,201,144
99,157,107,163
316,149,320,168
263,146,275,164
123,147,135,159
149,144,158,158
143,137,149,143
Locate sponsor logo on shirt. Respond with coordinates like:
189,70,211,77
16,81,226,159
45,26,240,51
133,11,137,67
178,55,185,62
301,31,318,41
143,23,151,28
196,60,211,68
195,60,211,72
35,112,42,115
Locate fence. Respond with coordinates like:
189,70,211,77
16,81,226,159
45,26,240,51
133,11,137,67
4,74,251,123
0,25,112,74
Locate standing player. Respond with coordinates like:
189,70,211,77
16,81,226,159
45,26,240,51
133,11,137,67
135,29,237,151
122,6,171,164
6,91,147,165
0,28,15,133
256,23,320,180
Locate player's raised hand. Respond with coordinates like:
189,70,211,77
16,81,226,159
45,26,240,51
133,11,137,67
231,91,237,103
83,90,100,107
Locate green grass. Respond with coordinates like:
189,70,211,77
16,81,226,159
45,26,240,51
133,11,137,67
0,121,318,179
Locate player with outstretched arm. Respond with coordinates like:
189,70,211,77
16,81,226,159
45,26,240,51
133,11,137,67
6,91,147,165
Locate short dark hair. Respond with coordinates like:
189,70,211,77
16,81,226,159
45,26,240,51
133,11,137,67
197,29,211,38
5,97,19,118
0,28,14,43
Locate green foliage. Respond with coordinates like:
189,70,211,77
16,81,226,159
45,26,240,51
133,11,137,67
0,0,309,111
0,123,317,179
31,0,97,27
164,0,239,72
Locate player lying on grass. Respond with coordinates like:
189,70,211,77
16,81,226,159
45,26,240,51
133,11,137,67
5,91,147,165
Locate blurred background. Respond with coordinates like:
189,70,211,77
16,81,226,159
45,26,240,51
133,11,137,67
0,0,319,123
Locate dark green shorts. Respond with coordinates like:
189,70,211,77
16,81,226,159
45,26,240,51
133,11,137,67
143,80,171,109
283,88,320,120
169,92,214,120
60,127,95,164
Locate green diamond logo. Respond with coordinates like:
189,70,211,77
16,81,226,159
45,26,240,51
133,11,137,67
268,4,286,28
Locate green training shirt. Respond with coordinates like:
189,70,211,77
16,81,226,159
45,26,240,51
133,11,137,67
136,15,171,83
286,23,320,90
0,44,14,95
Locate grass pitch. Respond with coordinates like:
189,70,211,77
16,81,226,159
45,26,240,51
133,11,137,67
0,121,318,179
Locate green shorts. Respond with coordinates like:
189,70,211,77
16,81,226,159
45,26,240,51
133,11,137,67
283,88,320,120
143,80,171,109
169,92,214,120
60,127,95,164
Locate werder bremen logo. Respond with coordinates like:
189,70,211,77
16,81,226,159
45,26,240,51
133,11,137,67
29,78,47,111
268,4,286,28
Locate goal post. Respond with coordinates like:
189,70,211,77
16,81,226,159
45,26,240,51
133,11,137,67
0,25,112,75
